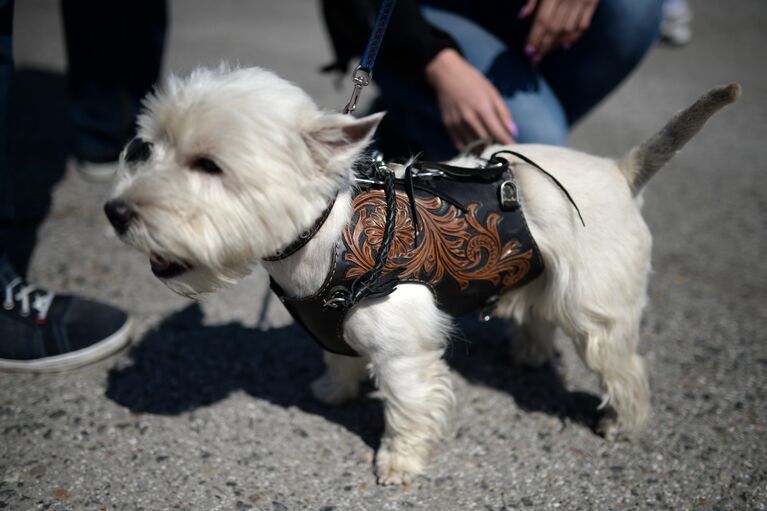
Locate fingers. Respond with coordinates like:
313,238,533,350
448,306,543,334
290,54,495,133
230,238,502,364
461,90,516,149
560,0,597,47
428,52,516,151
517,0,538,19
443,112,467,150
577,0,598,33
443,111,482,151
444,103,514,152
526,0,600,59
558,2,583,47
526,0,559,61
463,111,490,147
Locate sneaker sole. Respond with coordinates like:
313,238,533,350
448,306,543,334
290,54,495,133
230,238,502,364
77,165,117,183
71,158,118,183
0,317,134,373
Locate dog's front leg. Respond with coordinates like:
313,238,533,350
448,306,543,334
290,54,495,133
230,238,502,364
311,351,369,405
345,285,455,485
373,349,453,485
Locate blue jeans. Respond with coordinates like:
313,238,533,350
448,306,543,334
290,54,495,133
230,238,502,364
0,0,12,267
61,0,167,163
373,0,662,160
0,0,166,269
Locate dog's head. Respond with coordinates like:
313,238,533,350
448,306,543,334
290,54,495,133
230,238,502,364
105,65,382,297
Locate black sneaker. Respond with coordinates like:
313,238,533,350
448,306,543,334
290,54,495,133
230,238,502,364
0,277,132,372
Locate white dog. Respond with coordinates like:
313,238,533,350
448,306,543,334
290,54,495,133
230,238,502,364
105,66,739,485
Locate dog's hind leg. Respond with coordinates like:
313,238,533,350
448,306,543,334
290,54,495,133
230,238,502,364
570,317,650,441
496,220,651,439
508,316,558,368
345,284,455,485
311,351,369,405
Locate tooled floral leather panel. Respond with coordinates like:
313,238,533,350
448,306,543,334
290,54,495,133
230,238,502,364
271,173,545,357
339,180,543,316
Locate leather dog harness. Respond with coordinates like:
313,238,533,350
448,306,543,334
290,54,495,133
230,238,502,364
269,151,581,356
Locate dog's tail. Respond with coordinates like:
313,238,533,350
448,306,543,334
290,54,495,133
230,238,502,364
619,84,741,196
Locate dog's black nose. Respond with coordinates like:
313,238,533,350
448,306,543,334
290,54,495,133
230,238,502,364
104,199,136,234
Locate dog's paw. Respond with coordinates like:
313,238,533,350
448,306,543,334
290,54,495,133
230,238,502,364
375,442,425,486
310,372,360,405
596,407,627,442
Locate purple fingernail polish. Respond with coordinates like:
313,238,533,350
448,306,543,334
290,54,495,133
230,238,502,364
508,121,519,137
563,42,573,50
517,5,528,19
525,44,536,56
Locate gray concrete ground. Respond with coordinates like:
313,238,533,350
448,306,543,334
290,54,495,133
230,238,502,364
2,1,766,509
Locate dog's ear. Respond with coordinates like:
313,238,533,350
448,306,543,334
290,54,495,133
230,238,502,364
303,112,384,170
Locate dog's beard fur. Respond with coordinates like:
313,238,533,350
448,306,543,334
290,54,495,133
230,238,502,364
106,64,740,484
109,65,381,297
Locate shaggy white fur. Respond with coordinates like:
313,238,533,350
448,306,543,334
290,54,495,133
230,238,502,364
106,65,739,485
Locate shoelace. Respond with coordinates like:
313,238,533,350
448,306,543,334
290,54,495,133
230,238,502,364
3,277,55,324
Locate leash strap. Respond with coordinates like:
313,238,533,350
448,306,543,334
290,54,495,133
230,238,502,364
490,150,586,227
343,0,398,114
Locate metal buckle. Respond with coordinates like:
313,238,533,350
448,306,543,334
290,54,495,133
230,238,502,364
498,180,518,211
323,286,352,310
412,168,445,180
353,153,390,187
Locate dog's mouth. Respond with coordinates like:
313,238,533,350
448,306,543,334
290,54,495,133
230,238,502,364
149,253,190,279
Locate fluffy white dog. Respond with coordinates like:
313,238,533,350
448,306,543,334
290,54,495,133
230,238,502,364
105,66,739,485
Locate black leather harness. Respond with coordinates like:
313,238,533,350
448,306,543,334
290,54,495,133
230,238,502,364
269,151,580,356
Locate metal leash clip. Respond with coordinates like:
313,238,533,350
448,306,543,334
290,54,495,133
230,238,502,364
343,66,371,114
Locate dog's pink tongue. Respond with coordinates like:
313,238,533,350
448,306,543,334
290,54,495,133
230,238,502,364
150,254,170,272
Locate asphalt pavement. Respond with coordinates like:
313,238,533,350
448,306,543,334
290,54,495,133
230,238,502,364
1,0,765,509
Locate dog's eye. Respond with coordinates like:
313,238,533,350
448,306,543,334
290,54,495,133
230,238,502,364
190,157,223,175
125,137,152,164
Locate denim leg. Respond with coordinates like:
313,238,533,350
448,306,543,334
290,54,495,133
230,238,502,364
374,6,567,160
0,0,13,264
61,0,167,163
117,0,168,126
421,8,567,146
539,0,663,124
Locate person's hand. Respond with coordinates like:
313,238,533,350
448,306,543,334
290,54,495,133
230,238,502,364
519,0,599,62
425,48,517,152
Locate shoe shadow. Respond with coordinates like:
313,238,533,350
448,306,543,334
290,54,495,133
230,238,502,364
105,303,385,450
106,305,601,450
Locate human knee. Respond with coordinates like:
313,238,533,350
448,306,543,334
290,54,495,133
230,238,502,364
515,112,568,145
594,0,663,61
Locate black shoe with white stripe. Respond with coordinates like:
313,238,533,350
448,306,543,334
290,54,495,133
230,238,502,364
0,277,132,372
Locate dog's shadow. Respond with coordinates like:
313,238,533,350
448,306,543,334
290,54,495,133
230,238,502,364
449,316,601,429
106,304,387,448
106,304,601,449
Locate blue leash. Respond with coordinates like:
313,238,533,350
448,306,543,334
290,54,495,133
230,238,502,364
343,0,398,114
